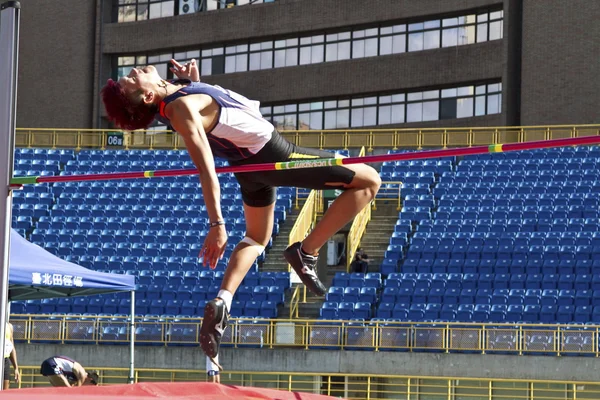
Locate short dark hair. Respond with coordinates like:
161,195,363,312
88,370,100,385
101,79,157,131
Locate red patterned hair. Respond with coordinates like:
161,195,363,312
101,79,157,131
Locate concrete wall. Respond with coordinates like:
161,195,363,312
15,0,600,130
17,344,600,382
520,0,600,125
103,0,503,54
16,0,97,128
500,0,522,126
98,0,505,127
200,41,503,105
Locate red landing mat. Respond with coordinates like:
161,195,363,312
0,382,341,399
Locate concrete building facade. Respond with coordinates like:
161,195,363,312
13,0,600,130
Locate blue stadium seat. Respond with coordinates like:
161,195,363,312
338,302,355,320
359,287,377,304
326,287,344,303
253,286,270,302
344,287,360,303
320,302,338,319
377,303,394,319
332,272,350,287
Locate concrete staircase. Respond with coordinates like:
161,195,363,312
353,203,399,271
267,202,400,319
262,208,299,272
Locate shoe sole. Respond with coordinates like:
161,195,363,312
200,300,226,368
283,247,326,296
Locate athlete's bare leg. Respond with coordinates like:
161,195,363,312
301,163,381,254
219,202,274,294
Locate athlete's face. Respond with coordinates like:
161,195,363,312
117,65,162,104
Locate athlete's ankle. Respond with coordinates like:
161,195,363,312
216,290,233,311
300,244,318,257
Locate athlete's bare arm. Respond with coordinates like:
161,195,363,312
72,363,87,387
47,374,71,387
166,94,227,269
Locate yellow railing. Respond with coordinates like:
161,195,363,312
288,190,321,302
14,124,600,150
315,188,324,215
11,367,600,400
10,314,600,357
294,186,324,213
346,203,372,272
288,191,320,252
289,285,300,319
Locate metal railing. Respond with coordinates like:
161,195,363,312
10,314,600,357
346,202,372,272
11,366,600,399
289,286,300,319
288,189,321,303
14,124,600,150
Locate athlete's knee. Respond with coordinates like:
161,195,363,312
359,165,381,198
238,235,269,256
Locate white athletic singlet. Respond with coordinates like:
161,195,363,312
156,80,274,161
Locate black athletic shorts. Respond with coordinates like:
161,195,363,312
230,130,356,207
3,358,10,381
40,358,61,376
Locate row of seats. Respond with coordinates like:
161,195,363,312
15,148,74,161
409,231,600,246
325,287,378,303
49,194,292,208
37,241,246,261
397,258,600,275
455,163,600,172
402,244,600,260
432,210,600,220
320,302,372,320
330,272,382,288
376,303,600,324
436,194,599,206
28,226,263,244
399,220,600,233
63,255,259,273
379,288,600,307
433,186,600,197
384,272,600,290
17,298,280,319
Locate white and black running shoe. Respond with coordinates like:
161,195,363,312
283,242,327,296
200,297,229,370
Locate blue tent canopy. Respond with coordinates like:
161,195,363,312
8,229,135,300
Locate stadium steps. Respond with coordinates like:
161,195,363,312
262,208,300,272
279,204,400,319
355,204,400,270
280,292,324,319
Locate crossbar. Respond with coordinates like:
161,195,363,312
10,135,600,187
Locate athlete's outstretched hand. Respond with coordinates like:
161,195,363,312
200,225,227,269
170,59,200,82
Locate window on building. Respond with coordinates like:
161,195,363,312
261,82,502,130
116,0,282,22
115,9,504,76
117,0,175,22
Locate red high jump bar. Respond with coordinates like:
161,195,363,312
9,135,600,188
